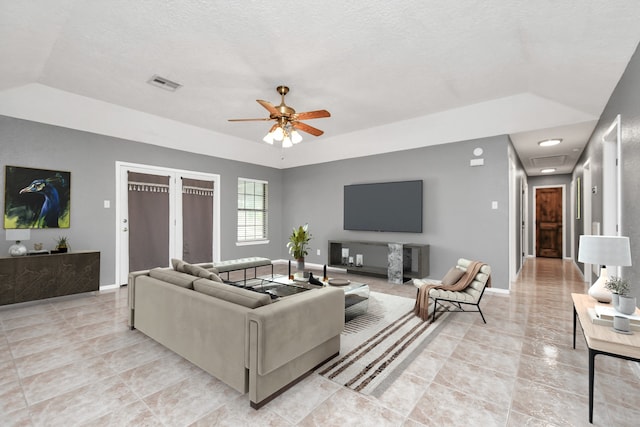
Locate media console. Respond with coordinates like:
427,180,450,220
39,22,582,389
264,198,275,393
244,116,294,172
0,251,100,306
328,240,429,283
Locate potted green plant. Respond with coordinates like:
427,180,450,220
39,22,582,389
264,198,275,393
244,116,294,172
55,236,69,253
287,224,312,271
604,276,633,313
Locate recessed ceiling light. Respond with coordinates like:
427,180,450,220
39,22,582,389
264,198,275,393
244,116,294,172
541,168,557,174
538,139,562,147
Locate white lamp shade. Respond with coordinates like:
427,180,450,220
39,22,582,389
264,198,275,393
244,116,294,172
6,228,31,242
578,235,632,266
282,136,293,148
291,130,303,144
272,126,284,141
262,132,274,144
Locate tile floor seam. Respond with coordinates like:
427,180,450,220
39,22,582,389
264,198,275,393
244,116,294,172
20,353,118,407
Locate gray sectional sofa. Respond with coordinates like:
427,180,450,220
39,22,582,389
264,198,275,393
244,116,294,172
127,261,345,408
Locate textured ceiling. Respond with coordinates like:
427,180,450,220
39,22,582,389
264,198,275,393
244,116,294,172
1,1,640,172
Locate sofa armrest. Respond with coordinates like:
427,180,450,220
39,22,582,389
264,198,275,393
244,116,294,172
246,286,344,376
127,269,151,328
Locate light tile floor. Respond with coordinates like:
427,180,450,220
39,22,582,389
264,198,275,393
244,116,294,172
1,258,639,426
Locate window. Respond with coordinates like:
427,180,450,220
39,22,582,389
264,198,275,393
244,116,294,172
237,178,268,243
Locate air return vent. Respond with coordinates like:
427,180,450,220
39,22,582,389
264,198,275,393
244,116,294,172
147,75,182,91
530,155,567,168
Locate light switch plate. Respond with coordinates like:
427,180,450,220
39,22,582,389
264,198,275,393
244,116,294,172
492,201,498,209
104,200,110,208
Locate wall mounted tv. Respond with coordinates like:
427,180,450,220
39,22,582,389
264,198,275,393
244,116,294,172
343,180,423,233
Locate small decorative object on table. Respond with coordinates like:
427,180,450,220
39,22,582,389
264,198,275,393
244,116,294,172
613,315,632,334
604,276,636,315
55,236,69,253
308,273,323,286
341,248,349,265
355,254,363,267
6,229,30,257
604,276,629,310
618,294,637,316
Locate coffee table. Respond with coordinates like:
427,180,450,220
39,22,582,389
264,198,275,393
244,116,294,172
330,280,370,321
253,275,370,320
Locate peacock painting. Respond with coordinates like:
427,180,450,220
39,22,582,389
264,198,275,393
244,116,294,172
4,166,71,229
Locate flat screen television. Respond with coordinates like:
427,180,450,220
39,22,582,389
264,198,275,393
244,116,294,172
343,180,423,233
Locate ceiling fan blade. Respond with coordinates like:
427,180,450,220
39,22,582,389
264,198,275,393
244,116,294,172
257,99,280,116
291,121,324,136
228,118,273,122
294,109,331,120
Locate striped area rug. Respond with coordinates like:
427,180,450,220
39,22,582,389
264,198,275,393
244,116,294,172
317,291,449,396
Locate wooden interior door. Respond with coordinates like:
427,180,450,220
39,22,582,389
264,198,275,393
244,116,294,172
536,187,563,258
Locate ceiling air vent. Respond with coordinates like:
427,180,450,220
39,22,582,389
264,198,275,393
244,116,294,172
147,75,182,91
530,155,567,168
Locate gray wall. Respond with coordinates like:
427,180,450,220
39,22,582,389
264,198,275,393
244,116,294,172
1,116,512,290
0,116,285,286
527,174,573,257
281,135,511,289
573,42,640,300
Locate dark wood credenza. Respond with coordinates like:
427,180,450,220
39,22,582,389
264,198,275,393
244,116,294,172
0,251,100,306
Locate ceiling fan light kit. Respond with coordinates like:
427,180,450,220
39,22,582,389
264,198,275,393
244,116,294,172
229,86,330,148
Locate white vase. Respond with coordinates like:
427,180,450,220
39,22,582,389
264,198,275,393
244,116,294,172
611,293,620,310
617,295,637,315
9,242,27,257
588,266,612,303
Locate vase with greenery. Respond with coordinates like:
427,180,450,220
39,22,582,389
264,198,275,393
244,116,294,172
55,236,69,253
605,276,633,312
287,224,312,271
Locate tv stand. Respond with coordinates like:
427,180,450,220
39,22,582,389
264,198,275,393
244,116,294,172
328,240,429,283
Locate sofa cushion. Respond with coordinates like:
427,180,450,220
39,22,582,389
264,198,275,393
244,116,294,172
441,267,465,286
149,268,198,289
193,279,272,308
172,258,220,277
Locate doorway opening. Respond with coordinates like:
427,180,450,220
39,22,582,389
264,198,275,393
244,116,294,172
534,185,565,258
115,161,220,286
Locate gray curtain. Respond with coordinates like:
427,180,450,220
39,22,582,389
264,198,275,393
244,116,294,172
128,172,170,272
182,177,214,263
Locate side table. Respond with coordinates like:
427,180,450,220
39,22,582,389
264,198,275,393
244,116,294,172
572,293,640,423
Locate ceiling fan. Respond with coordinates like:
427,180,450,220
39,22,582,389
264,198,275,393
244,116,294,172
228,86,331,147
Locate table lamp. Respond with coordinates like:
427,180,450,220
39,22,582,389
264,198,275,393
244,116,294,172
6,228,31,257
577,235,632,303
